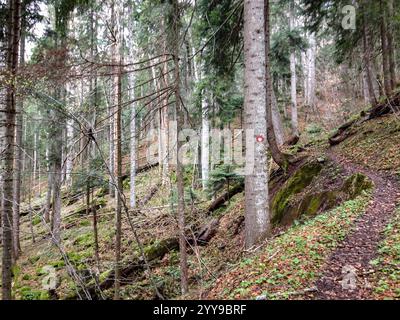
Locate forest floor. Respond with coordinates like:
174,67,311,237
308,152,399,299
1,112,399,300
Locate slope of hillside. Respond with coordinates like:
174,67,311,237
2,110,399,300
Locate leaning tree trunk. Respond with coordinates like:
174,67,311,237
244,0,271,249
265,0,289,170
2,0,21,300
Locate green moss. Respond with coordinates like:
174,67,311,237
32,216,41,226
29,255,41,265
299,191,338,218
271,161,323,224
80,220,91,227
342,173,374,199
22,274,32,281
73,233,93,247
49,260,66,269
18,286,50,300
144,238,179,261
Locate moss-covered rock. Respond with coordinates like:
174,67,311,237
271,161,323,224
342,173,374,199
272,171,373,226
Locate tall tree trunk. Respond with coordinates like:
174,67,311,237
127,6,136,209
306,33,316,108
200,66,209,190
33,130,38,190
12,17,25,259
264,0,289,170
65,119,74,186
387,0,397,90
271,87,285,146
380,0,391,96
362,12,377,107
244,0,270,249
44,140,52,223
301,51,308,103
172,0,188,295
50,106,63,243
159,28,170,185
113,0,123,300
91,188,100,271
289,1,299,137
129,74,136,208
2,0,21,300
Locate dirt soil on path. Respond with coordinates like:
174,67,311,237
308,150,400,300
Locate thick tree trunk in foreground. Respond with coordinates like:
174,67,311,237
2,0,21,300
244,0,270,249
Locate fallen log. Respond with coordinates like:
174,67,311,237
369,92,400,119
328,119,358,146
138,182,161,207
207,183,245,214
66,219,221,300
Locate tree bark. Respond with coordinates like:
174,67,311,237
271,87,285,146
386,0,397,90
12,15,25,260
201,66,210,190
265,0,289,170
362,13,377,107
2,0,21,300
172,0,188,295
112,0,123,300
306,33,316,108
289,1,299,137
128,7,136,209
380,0,391,96
244,0,271,249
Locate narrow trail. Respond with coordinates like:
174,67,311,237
310,150,400,300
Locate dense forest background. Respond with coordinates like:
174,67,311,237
0,0,399,300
